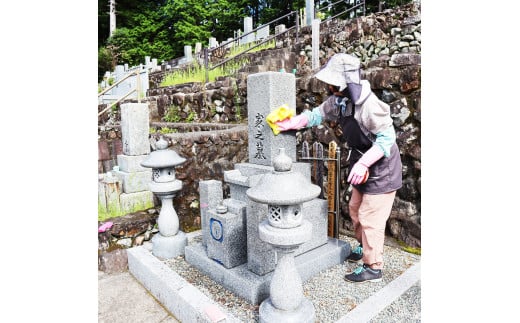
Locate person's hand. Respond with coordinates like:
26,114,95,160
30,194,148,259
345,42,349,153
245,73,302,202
275,114,309,132
347,145,385,185
266,104,294,135
348,162,369,185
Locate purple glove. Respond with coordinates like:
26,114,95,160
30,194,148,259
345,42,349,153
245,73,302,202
275,114,309,131
348,145,384,185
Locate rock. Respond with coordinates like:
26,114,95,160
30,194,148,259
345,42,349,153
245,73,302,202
109,212,158,239
98,248,128,273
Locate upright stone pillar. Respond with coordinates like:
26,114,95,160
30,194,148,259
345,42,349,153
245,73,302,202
194,42,202,55
312,19,320,70
114,103,154,214
243,17,254,44
120,103,150,156
184,45,193,62
114,65,125,96
305,0,315,26
247,72,297,166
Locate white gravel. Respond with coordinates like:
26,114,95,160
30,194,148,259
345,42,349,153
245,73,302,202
163,233,421,322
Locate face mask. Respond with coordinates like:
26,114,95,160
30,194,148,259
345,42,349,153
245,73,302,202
346,83,362,103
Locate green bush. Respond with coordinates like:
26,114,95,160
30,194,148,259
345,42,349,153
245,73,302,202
163,105,181,122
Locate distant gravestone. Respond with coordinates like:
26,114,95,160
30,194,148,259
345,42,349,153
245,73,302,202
184,45,193,62
243,17,254,44
256,25,269,41
209,37,218,48
225,38,234,48
275,24,286,35
194,42,202,54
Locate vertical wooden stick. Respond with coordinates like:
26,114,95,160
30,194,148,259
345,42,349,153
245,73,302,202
327,141,337,238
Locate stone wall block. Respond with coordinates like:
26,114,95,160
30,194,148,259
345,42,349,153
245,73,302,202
98,141,110,161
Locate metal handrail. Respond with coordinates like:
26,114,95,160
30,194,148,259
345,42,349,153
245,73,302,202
203,10,299,83
98,67,142,117
317,0,365,22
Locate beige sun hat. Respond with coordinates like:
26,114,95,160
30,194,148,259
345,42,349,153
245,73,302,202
314,53,361,91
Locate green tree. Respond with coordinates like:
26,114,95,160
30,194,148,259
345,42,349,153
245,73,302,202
98,46,116,81
107,7,175,66
206,0,248,42
255,0,304,27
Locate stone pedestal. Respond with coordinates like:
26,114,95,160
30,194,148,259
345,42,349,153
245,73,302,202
259,298,315,323
152,231,187,259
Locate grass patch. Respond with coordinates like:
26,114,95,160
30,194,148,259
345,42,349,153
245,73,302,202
227,39,275,58
160,39,275,87
161,60,248,86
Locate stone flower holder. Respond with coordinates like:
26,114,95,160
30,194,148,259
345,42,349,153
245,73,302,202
140,136,187,258
246,148,320,323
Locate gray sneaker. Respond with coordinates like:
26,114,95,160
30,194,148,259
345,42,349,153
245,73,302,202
344,264,382,283
346,245,363,262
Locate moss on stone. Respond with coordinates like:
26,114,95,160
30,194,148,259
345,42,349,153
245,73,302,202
396,239,421,255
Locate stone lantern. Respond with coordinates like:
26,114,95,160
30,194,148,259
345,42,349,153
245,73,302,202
140,136,187,258
246,148,320,323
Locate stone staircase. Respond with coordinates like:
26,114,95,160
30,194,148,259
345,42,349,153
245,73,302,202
236,47,298,74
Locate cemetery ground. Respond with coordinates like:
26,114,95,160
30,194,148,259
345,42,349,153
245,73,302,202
99,230,421,322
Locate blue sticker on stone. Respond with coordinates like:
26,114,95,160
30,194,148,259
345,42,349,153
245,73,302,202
209,218,223,242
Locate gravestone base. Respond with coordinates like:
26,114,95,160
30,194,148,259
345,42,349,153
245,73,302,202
184,237,350,305
259,298,315,323
152,231,187,259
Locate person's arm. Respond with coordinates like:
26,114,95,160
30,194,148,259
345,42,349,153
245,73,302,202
275,107,321,131
272,95,342,133
348,121,396,185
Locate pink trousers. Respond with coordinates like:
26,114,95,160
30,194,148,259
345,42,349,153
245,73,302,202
349,187,396,270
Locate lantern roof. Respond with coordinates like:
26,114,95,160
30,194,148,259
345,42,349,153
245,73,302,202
140,136,186,169
246,148,320,205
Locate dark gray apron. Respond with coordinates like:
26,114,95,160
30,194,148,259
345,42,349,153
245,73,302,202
339,101,402,194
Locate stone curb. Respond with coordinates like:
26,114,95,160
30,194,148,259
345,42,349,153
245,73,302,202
127,235,420,323
127,245,242,323
336,262,421,323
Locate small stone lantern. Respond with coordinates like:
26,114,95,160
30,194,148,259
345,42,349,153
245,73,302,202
246,148,320,323
140,136,187,258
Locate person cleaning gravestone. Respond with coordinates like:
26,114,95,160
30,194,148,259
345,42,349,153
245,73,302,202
267,53,403,283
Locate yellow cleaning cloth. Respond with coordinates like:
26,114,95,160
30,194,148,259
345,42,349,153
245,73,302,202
266,104,294,135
